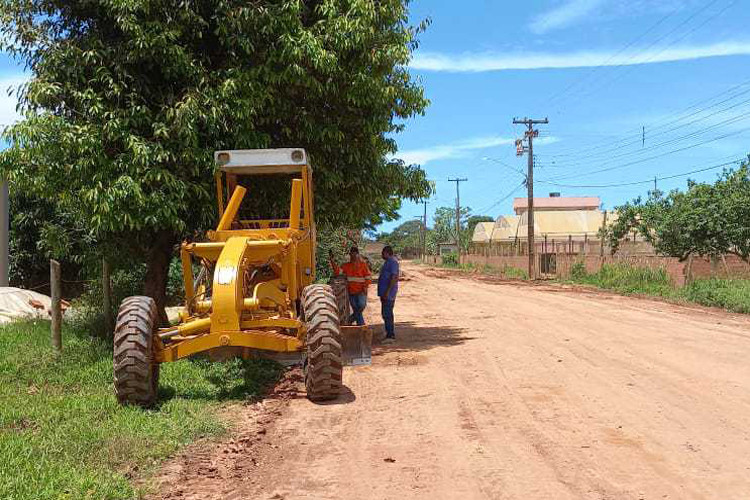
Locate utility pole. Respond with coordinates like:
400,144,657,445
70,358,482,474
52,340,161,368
422,200,428,259
448,178,468,264
513,116,548,280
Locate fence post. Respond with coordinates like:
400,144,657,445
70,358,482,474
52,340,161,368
686,254,694,285
600,210,608,257
50,259,62,353
102,258,113,336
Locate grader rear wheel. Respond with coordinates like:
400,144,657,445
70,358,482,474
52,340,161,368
302,284,343,401
113,296,160,408
328,275,351,326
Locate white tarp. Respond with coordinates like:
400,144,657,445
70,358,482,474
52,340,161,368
0,287,56,324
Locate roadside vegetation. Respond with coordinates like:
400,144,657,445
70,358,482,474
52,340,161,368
604,163,750,268
0,320,281,500
566,261,750,314
429,254,529,280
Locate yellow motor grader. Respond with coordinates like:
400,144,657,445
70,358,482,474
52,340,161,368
113,148,371,407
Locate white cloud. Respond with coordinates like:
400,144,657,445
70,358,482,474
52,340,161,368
396,136,515,166
411,40,750,73
395,136,560,166
529,0,606,34
0,76,26,129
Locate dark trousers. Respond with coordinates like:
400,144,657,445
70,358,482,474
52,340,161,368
349,293,367,326
381,299,395,338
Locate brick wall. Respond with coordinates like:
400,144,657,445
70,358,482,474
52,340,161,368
423,253,750,287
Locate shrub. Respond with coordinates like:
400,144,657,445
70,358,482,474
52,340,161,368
680,279,750,314
441,252,458,267
570,260,587,280
590,263,673,295
501,265,528,280
69,258,188,337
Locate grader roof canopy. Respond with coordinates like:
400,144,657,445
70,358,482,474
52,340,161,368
214,148,309,175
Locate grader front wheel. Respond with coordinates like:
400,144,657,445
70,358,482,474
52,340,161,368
113,296,160,408
302,284,343,401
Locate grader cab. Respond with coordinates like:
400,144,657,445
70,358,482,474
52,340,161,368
113,148,369,408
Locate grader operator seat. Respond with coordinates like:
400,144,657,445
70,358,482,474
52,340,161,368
111,148,367,408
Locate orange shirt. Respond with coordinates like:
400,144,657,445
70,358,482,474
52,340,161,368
332,260,372,295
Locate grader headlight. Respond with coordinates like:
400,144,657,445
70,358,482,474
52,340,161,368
216,152,231,165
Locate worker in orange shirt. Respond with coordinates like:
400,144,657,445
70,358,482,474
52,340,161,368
328,246,372,325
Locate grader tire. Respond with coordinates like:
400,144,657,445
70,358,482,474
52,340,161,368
113,296,160,408
302,284,343,401
329,275,351,326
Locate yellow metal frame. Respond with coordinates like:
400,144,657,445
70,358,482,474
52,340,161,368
157,330,303,362
158,153,316,363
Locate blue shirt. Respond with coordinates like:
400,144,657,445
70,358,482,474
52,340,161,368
378,257,399,300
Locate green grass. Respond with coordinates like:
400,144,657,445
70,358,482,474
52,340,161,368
569,262,675,296
565,262,750,314
680,278,750,314
436,260,529,280
0,320,282,500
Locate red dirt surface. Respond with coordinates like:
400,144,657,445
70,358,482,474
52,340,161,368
150,263,750,499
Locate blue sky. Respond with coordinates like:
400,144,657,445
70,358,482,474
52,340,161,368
1,0,750,232
384,0,750,230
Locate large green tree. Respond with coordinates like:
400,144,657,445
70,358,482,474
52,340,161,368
0,0,431,313
378,218,423,255
427,205,472,254
605,163,750,262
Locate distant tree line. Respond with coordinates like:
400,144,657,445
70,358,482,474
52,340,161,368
377,206,493,256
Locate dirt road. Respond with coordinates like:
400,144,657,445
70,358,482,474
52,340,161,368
154,263,750,499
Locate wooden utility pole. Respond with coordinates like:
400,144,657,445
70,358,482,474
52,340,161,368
102,259,113,336
422,200,428,259
513,117,548,280
448,178,468,264
50,259,62,353
600,210,608,257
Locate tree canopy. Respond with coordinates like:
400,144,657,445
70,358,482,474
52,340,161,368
0,0,432,307
605,163,750,262
378,218,423,255
427,206,472,254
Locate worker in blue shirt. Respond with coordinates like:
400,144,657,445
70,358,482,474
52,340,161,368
377,245,399,343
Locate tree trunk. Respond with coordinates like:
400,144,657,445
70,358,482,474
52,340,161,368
143,230,175,326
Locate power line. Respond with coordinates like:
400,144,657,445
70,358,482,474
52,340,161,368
543,7,679,109
481,156,526,177
575,0,739,104
558,0,730,108
548,75,750,160
537,157,745,189
477,181,526,214
547,126,750,182
546,106,750,172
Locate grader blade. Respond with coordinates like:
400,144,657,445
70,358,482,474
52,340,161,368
340,325,372,366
